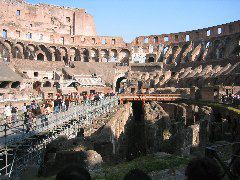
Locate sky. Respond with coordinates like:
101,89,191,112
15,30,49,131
27,0,240,42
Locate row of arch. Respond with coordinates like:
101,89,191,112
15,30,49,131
0,38,131,64
158,36,240,65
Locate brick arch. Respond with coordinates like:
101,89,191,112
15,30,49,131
49,46,61,61
119,49,130,64
35,50,47,61
99,49,109,62
12,42,24,59
179,43,191,64
80,48,89,62
24,44,37,60
110,49,118,62
0,39,11,62
60,47,69,64
90,48,99,62
38,44,52,61
69,47,80,61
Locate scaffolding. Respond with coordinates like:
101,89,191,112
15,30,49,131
0,96,119,179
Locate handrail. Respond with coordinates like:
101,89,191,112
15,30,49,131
0,96,119,177
0,96,119,147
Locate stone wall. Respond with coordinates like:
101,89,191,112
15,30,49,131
90,103,133,161
0,0,97,40
143,101,240,156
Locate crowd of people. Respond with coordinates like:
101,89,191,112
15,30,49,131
221,93,240,107
55,157,240,180
2,92,116,130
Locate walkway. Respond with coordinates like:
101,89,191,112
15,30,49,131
0,96,119,178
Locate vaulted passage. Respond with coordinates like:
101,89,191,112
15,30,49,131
126,101,147,160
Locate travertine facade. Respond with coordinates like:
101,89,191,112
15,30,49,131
0,0,239,105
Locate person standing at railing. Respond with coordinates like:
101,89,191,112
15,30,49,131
11,106,18,125
24,109,32,133
61,100,66,111
65,98,70,111
3,104,12,127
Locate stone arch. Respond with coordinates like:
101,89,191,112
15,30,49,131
110,49,118,62
209,40,224,59
11,81,20,88
69,47,80,61
229,35,240,57
49,46,61,61
113,73,127,92
115,76,127,93
147,56,155,63
12,42,24,59
33,81,41,90
179,44,190,63
100,49,109,62
166,46,178,64
39,45,52,61
119,49,130,64
90,48,99,62
3,40,13,52
43,81,51,87
0,40,11,62
223,37,233,58
159,46,169,62
37,53,45,61
60,47,69,64
25,44,37,60
81,48,89,62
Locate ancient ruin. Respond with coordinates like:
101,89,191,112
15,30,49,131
0,0,240,179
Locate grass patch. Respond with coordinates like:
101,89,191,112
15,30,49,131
93,154,188,180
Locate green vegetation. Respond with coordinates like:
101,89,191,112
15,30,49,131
93,154,188,180
36,154,188,180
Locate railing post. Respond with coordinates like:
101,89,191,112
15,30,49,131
4,123,8,175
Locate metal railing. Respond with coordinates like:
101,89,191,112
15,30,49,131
0,96,119,178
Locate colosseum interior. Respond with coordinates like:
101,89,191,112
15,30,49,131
0,0,240,179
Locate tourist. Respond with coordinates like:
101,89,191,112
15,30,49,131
24,109,33,133
124,169,151,180
55,164,91,180
61,100,66,111
83,94,88,104
185,157,221,180
11,106,18,124
65,98,70,111
22,103,27,117
3,104,12,127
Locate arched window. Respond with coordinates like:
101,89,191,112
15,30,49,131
37,53,44,61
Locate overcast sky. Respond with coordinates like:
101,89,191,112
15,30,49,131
27,0,240,42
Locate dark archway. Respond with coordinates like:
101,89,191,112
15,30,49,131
0,42,10,62
0,81,9,88
43,81,51,87
33,81,41,90
37,53,44,61
115,77,127,93
12,47,23,59
147,57,155,63
126,101,147,160
11,81,20,88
